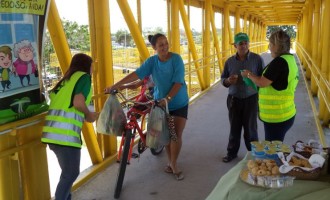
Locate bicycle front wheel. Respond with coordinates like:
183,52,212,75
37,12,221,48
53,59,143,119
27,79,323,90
114,129,132,199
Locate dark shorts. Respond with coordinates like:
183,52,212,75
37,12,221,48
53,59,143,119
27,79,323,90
169,104,188,119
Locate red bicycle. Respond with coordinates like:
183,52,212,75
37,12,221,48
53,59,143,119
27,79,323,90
111,90,164,199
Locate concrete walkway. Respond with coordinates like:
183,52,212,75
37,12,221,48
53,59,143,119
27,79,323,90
70,52,320,200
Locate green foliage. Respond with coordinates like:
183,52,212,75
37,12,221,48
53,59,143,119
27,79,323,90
267,26,297,39
42,30,54,64
62,20,91,50
114,29,133,47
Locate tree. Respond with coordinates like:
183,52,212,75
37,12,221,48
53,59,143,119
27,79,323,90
42,19,91,77
114,29,132,47
42,30,54,65
267,25,297,39
62,19,90,51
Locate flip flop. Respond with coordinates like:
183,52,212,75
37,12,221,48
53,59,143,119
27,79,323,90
164,166,173,173
173,171,184,181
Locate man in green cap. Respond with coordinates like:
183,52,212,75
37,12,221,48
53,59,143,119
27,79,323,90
220,32,264,163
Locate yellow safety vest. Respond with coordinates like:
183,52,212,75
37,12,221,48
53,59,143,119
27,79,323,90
259,54,299,123
41,72,92,148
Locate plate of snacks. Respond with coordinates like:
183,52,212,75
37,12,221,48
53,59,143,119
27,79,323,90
240,159,295,188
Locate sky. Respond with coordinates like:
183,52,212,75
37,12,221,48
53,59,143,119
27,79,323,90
54,0,204,33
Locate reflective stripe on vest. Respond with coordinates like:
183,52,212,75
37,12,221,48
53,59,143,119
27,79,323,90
42,132,81,144
259,54,299,123
41,71,91,148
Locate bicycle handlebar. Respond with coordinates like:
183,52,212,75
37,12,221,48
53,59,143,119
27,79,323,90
111,90,155,106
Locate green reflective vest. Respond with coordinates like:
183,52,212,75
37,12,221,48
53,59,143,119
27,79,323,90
41,72,92,148
259,54,299,123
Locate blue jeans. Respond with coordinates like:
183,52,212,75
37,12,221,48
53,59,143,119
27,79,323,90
263,115,295,142
49,144,81,200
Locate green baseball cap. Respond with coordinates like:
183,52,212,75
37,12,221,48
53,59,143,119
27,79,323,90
234,32,249,44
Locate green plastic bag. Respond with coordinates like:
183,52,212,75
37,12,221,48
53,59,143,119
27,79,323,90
241,70,257,91
243,77,257,91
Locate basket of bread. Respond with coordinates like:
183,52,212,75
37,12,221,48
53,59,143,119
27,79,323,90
278,152,325,180
292,140,324,158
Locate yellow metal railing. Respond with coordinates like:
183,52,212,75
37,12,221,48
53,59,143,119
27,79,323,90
295,42,330,147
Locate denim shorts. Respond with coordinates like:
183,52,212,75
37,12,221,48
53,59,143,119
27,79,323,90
169,104,188,119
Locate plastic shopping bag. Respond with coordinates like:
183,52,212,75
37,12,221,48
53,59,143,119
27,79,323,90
146,105,170,148
96,94,126,136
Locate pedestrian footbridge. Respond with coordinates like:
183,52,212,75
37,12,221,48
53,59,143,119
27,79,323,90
0,1,330,199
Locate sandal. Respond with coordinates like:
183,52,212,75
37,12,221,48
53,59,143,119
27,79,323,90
164,165,173,173
173,171,184,181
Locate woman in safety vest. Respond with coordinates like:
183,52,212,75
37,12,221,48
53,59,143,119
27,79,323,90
241,29,299,142
41,53,98,200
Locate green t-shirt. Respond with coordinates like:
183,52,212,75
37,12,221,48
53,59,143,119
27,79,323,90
70,74,91,107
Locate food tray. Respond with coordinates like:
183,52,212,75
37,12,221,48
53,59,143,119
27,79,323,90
240,168,295,188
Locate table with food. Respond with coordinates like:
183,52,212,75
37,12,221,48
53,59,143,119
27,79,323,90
206,140,330,200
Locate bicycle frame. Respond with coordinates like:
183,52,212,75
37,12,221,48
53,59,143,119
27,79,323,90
112,90,164,199
117,103,152,163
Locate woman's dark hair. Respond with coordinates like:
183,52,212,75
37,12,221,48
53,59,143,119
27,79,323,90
51,53,93,92
269,29,291,56
148,33,165,46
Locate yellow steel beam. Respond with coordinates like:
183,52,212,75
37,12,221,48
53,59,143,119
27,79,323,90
47,0,71,72
170,0,180,53
235,7,241,33
16,121,50,200
311,0,321,95
210,5,223,72
318,0,330,123
203,0,211,88
222,3,230,62
231,2,305,7
116,0,150,61
178,0,206,89
88,0,117,160
0,130,20,200
248,16,254,42
243,12,248,33
265,22,298,26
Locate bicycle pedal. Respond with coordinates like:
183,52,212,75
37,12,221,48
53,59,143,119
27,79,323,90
131,153,139,158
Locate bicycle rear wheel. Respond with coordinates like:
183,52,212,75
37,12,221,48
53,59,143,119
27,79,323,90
114,129,132,199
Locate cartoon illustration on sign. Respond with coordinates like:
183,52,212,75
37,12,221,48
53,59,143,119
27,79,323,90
0,0,50,125
0,45,13,92
13,40,37,87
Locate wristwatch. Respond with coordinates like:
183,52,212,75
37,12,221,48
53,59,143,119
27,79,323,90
166,96,172,101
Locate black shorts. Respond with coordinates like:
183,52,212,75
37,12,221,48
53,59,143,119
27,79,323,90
169,104,188,119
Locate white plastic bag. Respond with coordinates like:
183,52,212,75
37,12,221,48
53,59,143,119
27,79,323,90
146,105,170,148
96,94,126,136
